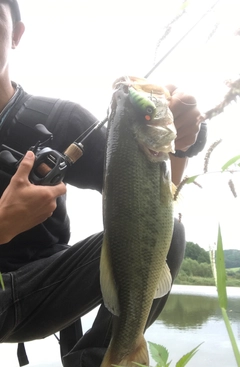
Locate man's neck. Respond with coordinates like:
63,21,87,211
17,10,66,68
0,80,16,113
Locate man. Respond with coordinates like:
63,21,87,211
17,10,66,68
0,1,207,366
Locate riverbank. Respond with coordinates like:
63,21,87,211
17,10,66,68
175,274,240,287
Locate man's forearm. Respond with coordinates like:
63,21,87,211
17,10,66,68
170,154,188,186
0,208,14,244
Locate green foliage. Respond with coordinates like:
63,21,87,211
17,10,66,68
175,256,240,286
229,267,240,272
221,155,240,171
184,241,240,271
224,250,240,268
185,242,210,264
175,273,216,286
215,226,227,309
175,344,203,367
227,268,240,279
127,342,202,367
184,175,199,184
179,258,213,278
212,225,240,366
149,342,171,367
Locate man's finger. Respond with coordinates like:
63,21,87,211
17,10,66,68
165,84,178,95
15,151,35,177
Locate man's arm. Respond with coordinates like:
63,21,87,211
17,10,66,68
0,151,66,244
170,155,188,186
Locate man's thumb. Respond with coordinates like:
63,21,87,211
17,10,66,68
16,151,35,177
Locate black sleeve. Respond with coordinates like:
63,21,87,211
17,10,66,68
50,102,107,193
0,91,107,194
173,122,208,158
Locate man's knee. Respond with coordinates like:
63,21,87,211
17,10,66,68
167,218,186,280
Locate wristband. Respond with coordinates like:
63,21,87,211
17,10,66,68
172,122,207,158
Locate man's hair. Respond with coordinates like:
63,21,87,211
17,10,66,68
0,0,21,23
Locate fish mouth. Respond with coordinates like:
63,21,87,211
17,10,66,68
138,124,176,162
148,149,165,159
140,144,170,162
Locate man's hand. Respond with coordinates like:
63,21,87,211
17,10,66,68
166,84,202,152
165,85,203,186
0,151,66,244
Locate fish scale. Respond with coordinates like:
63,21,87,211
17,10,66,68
100,78,175,367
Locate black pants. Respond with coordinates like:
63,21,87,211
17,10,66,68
0,219,185,367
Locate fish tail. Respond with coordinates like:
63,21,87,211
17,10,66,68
120,334,149,366
100,334,149,367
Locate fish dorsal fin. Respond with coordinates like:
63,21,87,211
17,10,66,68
100,236,120,316
154,262,172,299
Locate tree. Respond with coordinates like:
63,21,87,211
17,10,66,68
224,250,240,268
185,242,210,264
180,258,213,278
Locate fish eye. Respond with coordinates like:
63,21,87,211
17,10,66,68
146,106,154,114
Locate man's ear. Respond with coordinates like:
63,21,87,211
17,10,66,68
12,22,25,49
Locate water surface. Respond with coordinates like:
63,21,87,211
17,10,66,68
145,285,240,367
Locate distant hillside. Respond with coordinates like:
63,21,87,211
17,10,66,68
176,243,240,286
185,242,240,268
185,242,210,264
224,249,240,268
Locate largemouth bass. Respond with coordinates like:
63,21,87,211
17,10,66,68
100,76,176,367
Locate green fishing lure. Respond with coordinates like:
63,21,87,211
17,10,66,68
128,87,156,121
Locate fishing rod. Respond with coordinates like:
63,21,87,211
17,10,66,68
0,1,222,185
0,117,108,185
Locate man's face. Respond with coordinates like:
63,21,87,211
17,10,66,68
0,3,14,77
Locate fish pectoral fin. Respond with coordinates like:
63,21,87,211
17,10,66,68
100,236,120,316
154,262,172,298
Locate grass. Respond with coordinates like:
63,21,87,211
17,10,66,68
228,267,240,272
175,275,240,287
212,225,240,366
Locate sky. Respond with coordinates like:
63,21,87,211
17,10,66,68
11,0,240,251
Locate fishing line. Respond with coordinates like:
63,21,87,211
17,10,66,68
153,0,189,65
72,117,108,146
144,0,222,78
74,0,223,140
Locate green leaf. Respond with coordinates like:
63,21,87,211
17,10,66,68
185,175,199,184
221,155,240,171
221,308,240,365
216,225,227,309
0,272,5,290
176,343,203,367
149,342,169,366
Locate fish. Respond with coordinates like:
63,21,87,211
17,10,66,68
100,76,177,367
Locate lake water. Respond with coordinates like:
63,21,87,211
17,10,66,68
0,285,239,366
145,285,240,367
